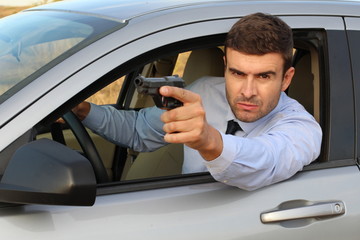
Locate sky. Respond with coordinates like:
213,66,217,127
0,0,54,6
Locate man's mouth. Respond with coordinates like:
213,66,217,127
237,102,258,111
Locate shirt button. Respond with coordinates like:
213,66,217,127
223,180,228,183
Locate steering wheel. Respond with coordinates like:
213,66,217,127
62,111,109,183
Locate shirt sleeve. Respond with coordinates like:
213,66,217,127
204,113,322,191
82,103,167,152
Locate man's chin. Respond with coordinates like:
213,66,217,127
236,114,259,123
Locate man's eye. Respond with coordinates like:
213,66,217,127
232,71,244,76
259,74,270,79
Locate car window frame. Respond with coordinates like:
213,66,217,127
344,17,360,164
95,28,353,194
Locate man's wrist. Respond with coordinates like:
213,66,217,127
73,102,91,121
199,127,223,161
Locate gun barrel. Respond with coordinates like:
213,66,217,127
134,75,185,88
134,76,145,87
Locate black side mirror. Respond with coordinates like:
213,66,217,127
0,138,96,206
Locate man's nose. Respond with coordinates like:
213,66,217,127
241,77,257,98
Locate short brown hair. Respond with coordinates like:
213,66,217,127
225,12,293,72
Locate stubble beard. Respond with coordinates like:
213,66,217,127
227,94,279,123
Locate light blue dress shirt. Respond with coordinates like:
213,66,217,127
83,76,322,190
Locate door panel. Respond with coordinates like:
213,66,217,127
0,166,359,239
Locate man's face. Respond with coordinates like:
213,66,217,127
224,48,294,122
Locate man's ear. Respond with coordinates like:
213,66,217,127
281,67,295,91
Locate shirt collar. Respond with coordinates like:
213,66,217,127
226,92,286,134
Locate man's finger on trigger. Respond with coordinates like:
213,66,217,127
160,86,198,104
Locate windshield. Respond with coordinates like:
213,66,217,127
0,10,125,103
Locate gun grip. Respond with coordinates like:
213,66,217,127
161,96,183,109
152,95,182,110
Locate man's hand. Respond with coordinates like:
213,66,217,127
159,86,223,161
56,101,91,123
72,101,91,121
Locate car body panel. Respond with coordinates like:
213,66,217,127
30,0,360,21
1,166,359,239
0,0,359,239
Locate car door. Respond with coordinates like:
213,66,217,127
88,16,358,239
0,14,359,240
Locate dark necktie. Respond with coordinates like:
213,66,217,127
226,120,242,135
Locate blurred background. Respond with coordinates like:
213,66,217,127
0,0,60,17
0,0,55,6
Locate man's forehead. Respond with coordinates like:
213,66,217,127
226,50,284,74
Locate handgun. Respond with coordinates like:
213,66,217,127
134,75,185,109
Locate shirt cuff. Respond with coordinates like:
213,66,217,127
204,133,240,174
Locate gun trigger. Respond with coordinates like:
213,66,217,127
161,96,170,110
152,95,165,109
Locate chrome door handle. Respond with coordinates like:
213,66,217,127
261,200,345,223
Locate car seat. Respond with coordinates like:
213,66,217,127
288,48,320,122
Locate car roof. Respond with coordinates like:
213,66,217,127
26,0,360,22
26,0,227,22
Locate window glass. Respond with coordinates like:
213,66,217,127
0,10,125,103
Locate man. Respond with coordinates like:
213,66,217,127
75,13,322,190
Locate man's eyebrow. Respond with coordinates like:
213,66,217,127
255,71,276,76
228,68,276,76
228,68,245,75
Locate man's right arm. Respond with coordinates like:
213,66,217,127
74,102,167,152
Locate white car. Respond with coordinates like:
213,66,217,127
0,0,359,239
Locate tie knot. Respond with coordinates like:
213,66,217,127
226,120,242,135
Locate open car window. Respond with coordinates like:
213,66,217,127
55,30,324,184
